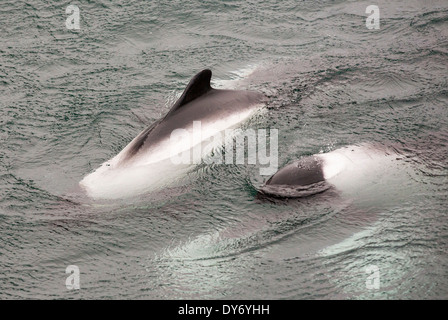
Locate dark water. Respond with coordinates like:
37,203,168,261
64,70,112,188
1,0,447,299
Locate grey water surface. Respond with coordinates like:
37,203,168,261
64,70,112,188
1,0,447,299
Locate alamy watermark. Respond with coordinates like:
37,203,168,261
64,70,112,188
169,121,278,176
66,5,80,30
66,265,80,290
365,265,380,290
366,5,380,30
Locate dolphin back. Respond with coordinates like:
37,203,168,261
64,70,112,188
166,69,213,117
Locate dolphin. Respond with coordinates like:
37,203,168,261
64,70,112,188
80,69,267,199
258,143,401,198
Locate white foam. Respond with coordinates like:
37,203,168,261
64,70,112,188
212,64,260,89
316,143,400,197
317,152,348,180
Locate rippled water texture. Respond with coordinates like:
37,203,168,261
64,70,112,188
1,0,447,299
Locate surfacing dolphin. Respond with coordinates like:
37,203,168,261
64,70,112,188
80,69,267,199
258,143,402,198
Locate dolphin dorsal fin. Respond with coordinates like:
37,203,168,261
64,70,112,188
166,69,213,117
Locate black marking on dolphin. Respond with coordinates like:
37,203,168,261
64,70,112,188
120,69,266,164
259,156,332,198
167,69,213,117
265,156,325,186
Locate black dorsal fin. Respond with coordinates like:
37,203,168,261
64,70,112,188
165,69,213,117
